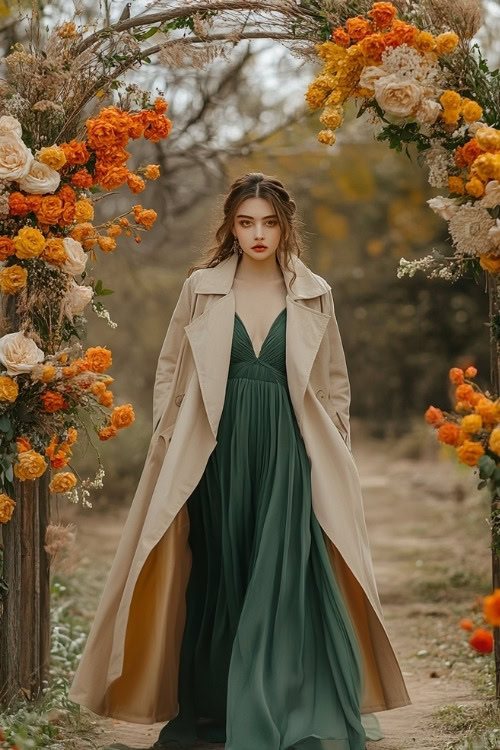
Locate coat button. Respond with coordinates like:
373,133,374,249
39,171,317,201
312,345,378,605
175,393,184,406
316,389,325,400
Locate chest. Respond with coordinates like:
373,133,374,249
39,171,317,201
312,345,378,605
232,276,287,357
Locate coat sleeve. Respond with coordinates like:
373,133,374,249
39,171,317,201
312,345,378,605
325,289,352,452
152,276,192,433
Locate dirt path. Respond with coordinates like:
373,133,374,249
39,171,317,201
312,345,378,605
62,427,489,749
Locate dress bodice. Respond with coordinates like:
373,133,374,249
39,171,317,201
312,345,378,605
228,309,287,387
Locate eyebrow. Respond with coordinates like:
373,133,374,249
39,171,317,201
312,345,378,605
236,214,277,219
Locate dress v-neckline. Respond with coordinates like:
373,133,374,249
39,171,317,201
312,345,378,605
234,308,286,359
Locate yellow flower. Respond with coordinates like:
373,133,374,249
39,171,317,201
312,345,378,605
414,31,436,53
144,164,160,180
435,32,459,55
318,129,336,146
13,227,45,258
0,375,18,402
461,100,483,123
465,176,485,197
475,126,500,153
319,106,344,129
97,236,117,253
74,199,94,223
13,449,48,480
41,364,56,383
441,108,461,125
49,471,77,493
448,176,465,195
38,145,67,170
0,265,28,294
471,153,500,181
479,254,500,274
489,427,500,455
461,414,482,434
0,493,15,524
106,224,122,238
440,90,462,110
456,439,484,466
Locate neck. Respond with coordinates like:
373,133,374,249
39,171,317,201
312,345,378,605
235,252,283,282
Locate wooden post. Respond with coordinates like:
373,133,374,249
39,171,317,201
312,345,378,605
487,272,500,700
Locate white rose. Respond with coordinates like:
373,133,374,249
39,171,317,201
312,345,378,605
373,74,424,117
62,279,94,320
0,132,33,181
427,196,459,220
481,180,500,209
0,115,22,138
414,98,442,125
61,237,88,276
488,219,500,250
358,65,387,92
0,331,45,376
18,159,60,194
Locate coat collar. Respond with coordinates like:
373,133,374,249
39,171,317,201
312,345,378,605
192,251,331,300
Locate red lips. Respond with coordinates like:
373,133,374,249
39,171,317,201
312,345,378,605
252,244,267,250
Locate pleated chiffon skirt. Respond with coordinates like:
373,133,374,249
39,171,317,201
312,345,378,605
158,308,376,750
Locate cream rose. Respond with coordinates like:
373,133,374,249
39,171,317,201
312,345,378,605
18,159,60,194
427,196,460,220
62,279,94,320
358,65,387,92
414,98,442,125
489,219,500,251
373,74,424,118
0,331,45,376
61,238,88,276
0,132,33,181
0,115,22,138
481,180,500,209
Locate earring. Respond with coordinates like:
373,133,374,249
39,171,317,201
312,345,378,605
232,236,243,255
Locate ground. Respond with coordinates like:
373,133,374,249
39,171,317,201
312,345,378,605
59,422,497,750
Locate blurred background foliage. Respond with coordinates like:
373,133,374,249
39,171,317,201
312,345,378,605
1,0,500,505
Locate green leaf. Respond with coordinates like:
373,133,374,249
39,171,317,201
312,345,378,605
0,415,11,432
5,464,13,482
479,454,497,479
134,27,159,41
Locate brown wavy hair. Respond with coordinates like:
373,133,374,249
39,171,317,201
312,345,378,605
187,172,308,291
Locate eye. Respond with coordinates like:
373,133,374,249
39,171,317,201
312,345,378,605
266,220,278,226
239,220,251,227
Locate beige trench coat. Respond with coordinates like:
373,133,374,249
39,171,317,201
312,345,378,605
68,251,411,724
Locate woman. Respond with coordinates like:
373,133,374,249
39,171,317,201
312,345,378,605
68,173,411,749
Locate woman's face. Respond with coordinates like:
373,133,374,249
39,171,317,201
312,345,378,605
232,197,281,261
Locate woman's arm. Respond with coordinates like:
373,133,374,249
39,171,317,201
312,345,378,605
325,289,352,451
152,276,193,432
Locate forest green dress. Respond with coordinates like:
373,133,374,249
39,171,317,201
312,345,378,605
157,307,376,750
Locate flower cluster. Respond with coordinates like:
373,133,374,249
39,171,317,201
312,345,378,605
0,99,171,521
424,366,500,467
459,589,500,654
305,2,458,147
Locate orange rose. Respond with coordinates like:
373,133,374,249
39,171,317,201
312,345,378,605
384,19,418,47
424,405,444,426
97,236,116,253
456,384,474,402
454,146,468,168
332,27,351,47
474,396,499,423
8,192,28,217
86,118,120,150
359,32,387,61
95,163,129,190
57,184,77,204
85,346,112,373
99,390,114,408
98,425,117,440
437,422,461,446
25,194,42,214
465,366,478,378
461,139,483,165
143,115,172,143
153,97,168,114
40,391,68,413
60,139,90,166
134,207,157,229
58,203,77,225
16,436,32,453
110,403,135,430
128,113,146,139
42,238,67,266
367,2,397,29
71,169,94,188
0,236,15,261
37,195,63,225
144,164,160,180
449,367,464,385
456,439,485,466
50,450,70,469
345,16,372,40
483,589,500,627
469,628,493,653
459,618,474,632
127,173,146,194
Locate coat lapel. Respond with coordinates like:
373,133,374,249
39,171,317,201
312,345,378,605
184,252,331,437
